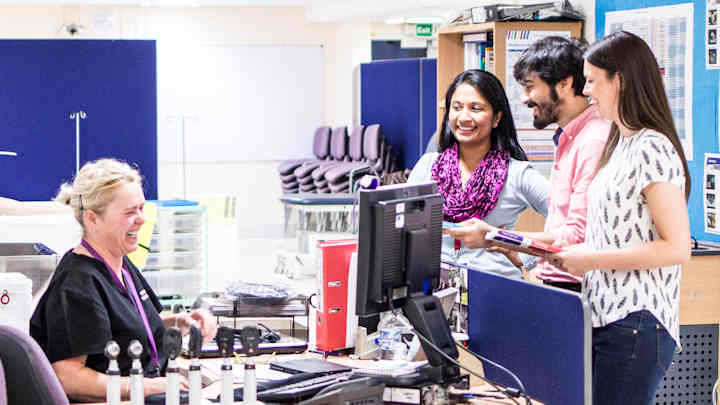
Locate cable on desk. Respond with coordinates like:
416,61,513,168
440,259,533,405
408,326,524,405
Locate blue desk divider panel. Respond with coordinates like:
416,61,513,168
467,269,591,405
360,58,437,171
0,40,157,201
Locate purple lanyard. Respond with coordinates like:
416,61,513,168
81,239,159,368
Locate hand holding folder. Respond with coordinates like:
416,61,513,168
484,229,563,257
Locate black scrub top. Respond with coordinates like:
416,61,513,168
30,251,168,376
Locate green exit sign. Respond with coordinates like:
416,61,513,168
415,24,433,37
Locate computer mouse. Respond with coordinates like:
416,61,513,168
145,390,189,405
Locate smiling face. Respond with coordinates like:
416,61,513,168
87,182,146,259
519,72,560,129
449,83,501,149
583,60,621,123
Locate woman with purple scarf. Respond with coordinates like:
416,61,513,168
407,70,549,279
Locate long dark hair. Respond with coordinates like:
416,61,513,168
585,31,690,199
438,69,527,161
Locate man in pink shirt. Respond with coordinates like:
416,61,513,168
447,37,609,292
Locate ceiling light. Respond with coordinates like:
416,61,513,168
405,17,443,24
385,17,405,24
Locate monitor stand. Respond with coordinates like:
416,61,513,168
403,293,460,383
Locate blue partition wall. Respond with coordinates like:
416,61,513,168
597,0,720,243
360,58,437,170
0,40,157,201
468,269,591,405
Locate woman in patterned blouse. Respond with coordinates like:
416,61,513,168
549,31,691,405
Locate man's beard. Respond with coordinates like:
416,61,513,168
528,88,561,129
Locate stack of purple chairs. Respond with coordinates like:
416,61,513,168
323,124,390,193
277,126,331,193
293,126,348,193
313,125,364,193
278,124,398,194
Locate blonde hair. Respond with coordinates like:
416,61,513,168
55,158,142,228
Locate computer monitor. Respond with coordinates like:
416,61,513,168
356,182,459,380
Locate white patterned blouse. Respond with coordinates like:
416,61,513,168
582,128,686,348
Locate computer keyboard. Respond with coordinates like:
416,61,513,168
257,371,357,402
225,371,356,403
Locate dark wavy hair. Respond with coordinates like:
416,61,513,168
513,36,588,96
585,31,690,199
438,69,527,161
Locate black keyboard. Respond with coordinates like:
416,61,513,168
224,371,361,403
258,371,355,402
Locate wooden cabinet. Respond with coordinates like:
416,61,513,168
680,253,720,375
436,21,582,232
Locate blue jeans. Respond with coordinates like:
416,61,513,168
593,310,676,405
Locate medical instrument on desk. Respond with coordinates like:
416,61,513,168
164,327,183,405
244,363,258,404
187,326,203,405
237,325,265,404
104,340,121,405
216,326,235,405
128,340,144,405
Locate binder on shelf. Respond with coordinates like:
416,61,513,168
314,239,358,353
462,32,494,71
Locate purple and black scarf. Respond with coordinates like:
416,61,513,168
431,143,509,222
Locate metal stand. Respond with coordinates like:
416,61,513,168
69,111,86,174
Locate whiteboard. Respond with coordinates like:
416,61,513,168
157,42,324,162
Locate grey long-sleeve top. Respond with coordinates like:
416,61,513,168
407,152,549,279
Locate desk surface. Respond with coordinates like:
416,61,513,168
83,351,544,404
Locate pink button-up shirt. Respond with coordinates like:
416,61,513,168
535,104,610,283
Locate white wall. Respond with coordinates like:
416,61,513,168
0,6,374,235
0,1,596,232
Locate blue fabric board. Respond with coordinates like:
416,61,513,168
361,58,437,171
596,0,720,243
0,40,157,201
467,269,589,405
421,59,438,152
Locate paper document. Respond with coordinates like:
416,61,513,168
355,360,428,378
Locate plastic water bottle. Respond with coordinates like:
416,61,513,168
376,313,408,360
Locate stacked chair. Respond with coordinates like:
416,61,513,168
293,126,348,193
313,125,365,193
278,123,398,194
277,126,331,193
324,124,388,193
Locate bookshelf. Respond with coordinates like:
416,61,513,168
437,21,582,128
437,21,582,232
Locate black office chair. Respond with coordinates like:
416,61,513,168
0,325,69,405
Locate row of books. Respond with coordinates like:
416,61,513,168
463,32,494,72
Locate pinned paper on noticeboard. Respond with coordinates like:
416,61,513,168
704,153,720,235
